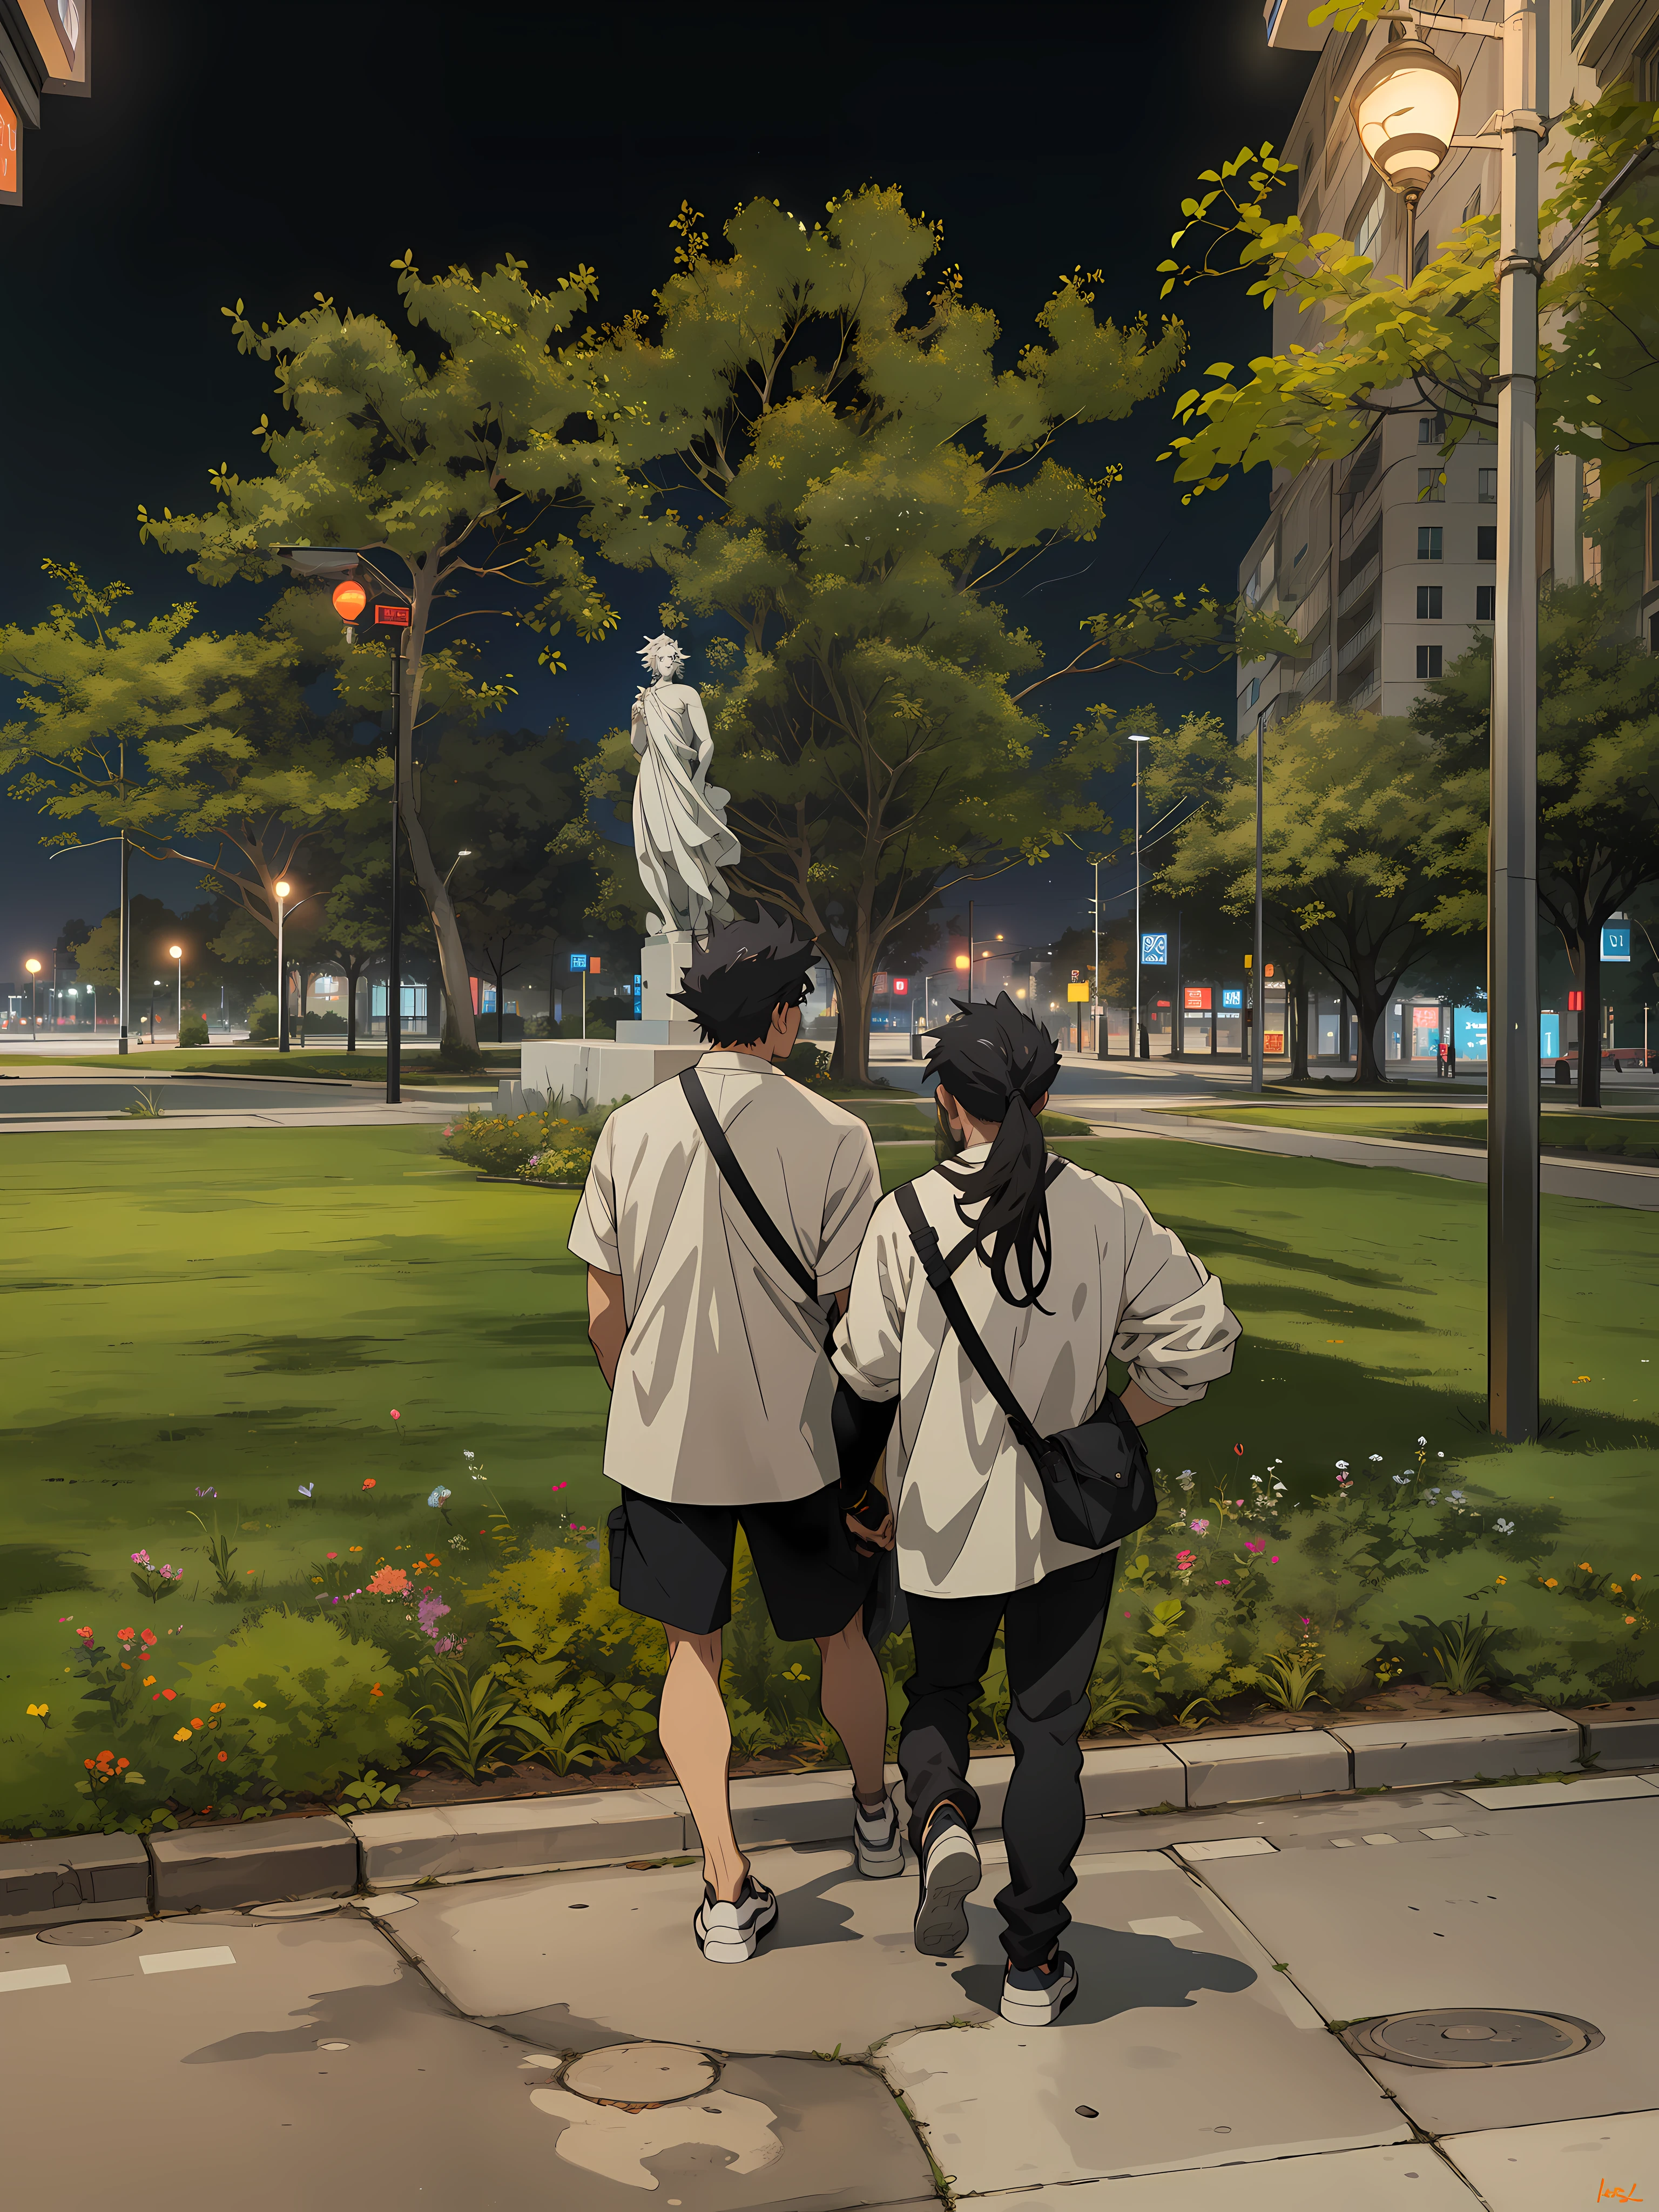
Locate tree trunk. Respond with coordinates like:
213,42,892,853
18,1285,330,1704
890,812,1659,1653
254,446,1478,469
1575,925,1603,1109
821,940,872,1086
1289,952,1310,1081
346,962,359,1053
1351,976,1392,1088
400,589,479,1054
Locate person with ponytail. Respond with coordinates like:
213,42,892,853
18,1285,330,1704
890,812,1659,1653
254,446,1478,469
831,993,1240,2026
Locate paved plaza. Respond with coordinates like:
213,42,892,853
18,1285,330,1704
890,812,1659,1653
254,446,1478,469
5,1776,1656,2209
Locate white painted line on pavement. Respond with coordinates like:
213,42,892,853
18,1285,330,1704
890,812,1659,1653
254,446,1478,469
1128,1916,1204,1939
139,1946,237,1975
1421,1826,1464,1839
1331,1837,1358,1847
1363,1833,1399,1845
0,1965,72,1993
1172,1836,1278,1863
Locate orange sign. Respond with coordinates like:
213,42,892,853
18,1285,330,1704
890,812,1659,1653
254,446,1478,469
1264,1030,1285,1055
1,89,19,204
1184,987,1211,1011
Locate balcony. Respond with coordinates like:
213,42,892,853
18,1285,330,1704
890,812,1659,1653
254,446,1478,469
1295,649,1332,696
1337,554,1380,618
1337,611,1381,672
1344,666,1382,711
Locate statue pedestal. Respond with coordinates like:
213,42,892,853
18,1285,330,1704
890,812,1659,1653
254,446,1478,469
520,935,704,1109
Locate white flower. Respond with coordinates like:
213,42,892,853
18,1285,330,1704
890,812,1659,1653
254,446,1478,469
463,1449,475,1459
1417,1436,1427,1446
1495,1517,1515,1535
1335,1460,1350,1472
1272,1482,1286,1492
1436,1451,1445,1459
1368,1453,1384,1462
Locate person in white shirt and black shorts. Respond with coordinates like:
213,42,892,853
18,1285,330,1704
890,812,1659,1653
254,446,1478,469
832,995,1241,2025
570,911,903,1967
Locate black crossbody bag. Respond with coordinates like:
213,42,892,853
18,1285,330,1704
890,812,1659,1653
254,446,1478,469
894,1167,1157,1554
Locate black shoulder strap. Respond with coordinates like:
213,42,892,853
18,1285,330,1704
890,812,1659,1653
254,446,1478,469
893,1176,1049,1467
680,1067,819,1303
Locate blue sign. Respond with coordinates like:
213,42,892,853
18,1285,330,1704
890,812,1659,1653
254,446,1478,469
1141,932,1169,967
568,953,589,973
632,973,643,1019
1602,924,1631,963
1455,1006,1487,1061
1540,1013,1560,1060
1222,988,1243,1010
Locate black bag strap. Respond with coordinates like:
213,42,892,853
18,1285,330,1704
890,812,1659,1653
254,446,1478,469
894,1171,1061,1469
680,1067,819,1304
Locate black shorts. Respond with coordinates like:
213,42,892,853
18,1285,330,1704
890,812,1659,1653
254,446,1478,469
609,1484,877,1642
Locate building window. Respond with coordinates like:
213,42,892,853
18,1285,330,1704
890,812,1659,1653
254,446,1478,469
1417,585,1443,618
1246,676,1262,709
1418,467,1446,503
1476,584,1496,621
1419,413,1446,445
1462,185,1482,224
1478,525,1497,561
1417,645,1444,678
1418,527,1444,560
1293,541,1307,567
1413,230,1432,274
1352,191,1384,262
1478,468,1498,503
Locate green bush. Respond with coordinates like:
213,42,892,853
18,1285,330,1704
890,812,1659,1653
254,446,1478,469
304,1008,347,1034
440,1108,596,1178
177,1012,210,1048
246,994,280,1041
783,1042,833,1088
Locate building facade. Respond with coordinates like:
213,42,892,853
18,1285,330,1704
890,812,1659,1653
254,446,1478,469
1241,0,1659,744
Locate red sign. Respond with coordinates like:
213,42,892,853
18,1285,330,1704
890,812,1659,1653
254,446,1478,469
873,973,889,994
588,956,601,976
0,90,19,205
1568,989,1584,1011
1156,1000,1170,1009
373,603,411,627
892,977,908,995
1184,987,1211,1011
1264,1030,1285,1055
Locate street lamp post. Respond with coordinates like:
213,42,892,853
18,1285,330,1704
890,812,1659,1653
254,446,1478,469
1127,734,1152,1061
25,958,42,1041
1251,709,1266,1096
274,547,413,1105
169,945,183,1043
1351,4,1542,1439
274,882,293,1053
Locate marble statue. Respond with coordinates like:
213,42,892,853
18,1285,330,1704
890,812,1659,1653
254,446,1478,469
630,635,741,937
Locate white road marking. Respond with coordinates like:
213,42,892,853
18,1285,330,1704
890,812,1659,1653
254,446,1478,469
139,1946,237,1975
1129,1916,1204,1939
1421,1826,1464,1839
1172,1836,1278,1863
0,1965,72,1993
1363,1833,1399,1845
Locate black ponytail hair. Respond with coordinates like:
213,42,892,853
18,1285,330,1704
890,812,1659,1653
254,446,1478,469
923,992,1063,1311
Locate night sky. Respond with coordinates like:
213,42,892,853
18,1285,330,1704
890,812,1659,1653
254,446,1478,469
0,1,1316,984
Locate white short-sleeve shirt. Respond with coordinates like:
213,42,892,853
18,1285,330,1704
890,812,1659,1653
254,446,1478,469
568,1052,880,1506
831,1147,1242,1599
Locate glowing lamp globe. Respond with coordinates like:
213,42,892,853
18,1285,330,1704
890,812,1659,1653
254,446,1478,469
332,579,368,625
275,880,292,900
25,958,42,975
1350,33,1462,195
168,944,183,959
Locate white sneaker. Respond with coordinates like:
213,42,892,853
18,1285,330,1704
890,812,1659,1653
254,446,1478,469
853,1792,903,1878
692,1873,778,1964
912,1808,981,1955
1000,1950,1078,2026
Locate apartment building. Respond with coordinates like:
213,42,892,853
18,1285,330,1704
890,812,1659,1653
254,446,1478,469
1239,0,1659,742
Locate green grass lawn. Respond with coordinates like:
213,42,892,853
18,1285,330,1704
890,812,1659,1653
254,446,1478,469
2,1124,1654,1712
1166,1104,1659,1163
0,1047,518,1086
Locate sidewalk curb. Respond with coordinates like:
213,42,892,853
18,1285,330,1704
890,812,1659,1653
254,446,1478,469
6,1707,1653,1927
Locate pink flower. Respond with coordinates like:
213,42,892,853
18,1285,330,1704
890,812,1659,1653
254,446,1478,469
1271,1556,1280,1564
1216,1577,1232,1586
1189,1519,1210,1536
1175,1549,1198,1571
1245,1540,1265,1555
389,1410,401,1421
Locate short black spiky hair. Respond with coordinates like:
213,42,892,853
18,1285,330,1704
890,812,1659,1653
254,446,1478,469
669,909,818,1047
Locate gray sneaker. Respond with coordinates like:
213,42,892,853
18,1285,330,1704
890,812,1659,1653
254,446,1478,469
853,1792,903,1878
1001,1950,1078,2026
912,1807,981,1955
693,1873,778,1964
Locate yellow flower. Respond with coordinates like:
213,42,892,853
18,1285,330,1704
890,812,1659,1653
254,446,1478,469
1495,1575,1507,1585
1611,1584,1622,1595
25,1703,48,1718
253,1700,267,1709
173,1728,192,1742
1578,1561,1591,1570
1545,1578,1559,1589
142,1676,156,1687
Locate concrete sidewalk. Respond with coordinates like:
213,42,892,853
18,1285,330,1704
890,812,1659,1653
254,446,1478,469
5,1761,1655,2209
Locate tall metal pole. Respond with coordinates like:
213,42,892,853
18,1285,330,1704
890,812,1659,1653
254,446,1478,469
387,634,403,1106
117,744,130,1058
1134,753,1143,1060
1092,855,1101,1057
1488,0,1541,1441
1252,714,1265,1094
276,894,287,1054
967,900,974,1006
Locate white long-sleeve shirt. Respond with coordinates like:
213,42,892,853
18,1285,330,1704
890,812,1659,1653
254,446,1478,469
831,1147,1241,1599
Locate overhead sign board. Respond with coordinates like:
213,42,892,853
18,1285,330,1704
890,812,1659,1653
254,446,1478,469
568,954,588,973
892,976,908,995
1067,982,1090,1002
1140,933,1168,967
1602,924,1631,963
1184,987,1211,1011
373,603,410,628
1222,988,1243,1010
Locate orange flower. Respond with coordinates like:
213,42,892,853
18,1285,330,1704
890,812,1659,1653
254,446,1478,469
190,1717,204,1730
1579,1561,1591,1570
116,1758,129,1771
217,1750,228,1762
162,1689,176,1701
209,1703,226,1714
370,1684,383,1697
143,1677,156,1686
1495,1575,1507,1585
1545,1578,1559,1589
1626,1616,1637,1626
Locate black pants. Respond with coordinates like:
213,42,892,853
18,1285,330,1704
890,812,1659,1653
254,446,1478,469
899,1547,1116,1972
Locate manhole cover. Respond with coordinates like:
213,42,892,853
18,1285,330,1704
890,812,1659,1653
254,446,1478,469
1342,2009,1604,2068
561,2042,719,2108
37,1921,141,1947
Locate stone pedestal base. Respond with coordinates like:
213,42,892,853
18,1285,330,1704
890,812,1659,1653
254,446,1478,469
519,1038,700,1110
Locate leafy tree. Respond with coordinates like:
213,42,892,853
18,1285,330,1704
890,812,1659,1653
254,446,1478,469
1147,704,1445,1085
567,188,1195,1083
1157,71,1659,503
138,255,621,1050
0,564,384,961
1413,586,1659,1105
